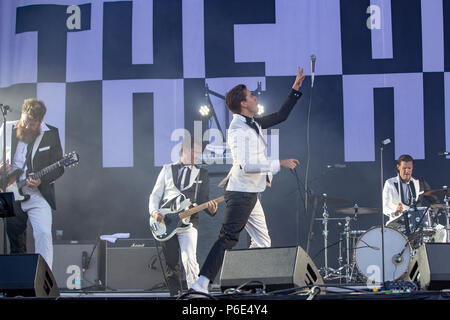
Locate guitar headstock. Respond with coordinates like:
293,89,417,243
61,151,80,168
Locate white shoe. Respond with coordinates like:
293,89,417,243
191,282,209,294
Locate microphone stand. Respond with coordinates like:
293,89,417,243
1,105,9,255
380,141,387,286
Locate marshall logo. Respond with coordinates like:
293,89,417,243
131,243,145,247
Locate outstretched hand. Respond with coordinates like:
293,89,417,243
292,67,306,91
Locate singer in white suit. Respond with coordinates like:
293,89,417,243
192,67,306,293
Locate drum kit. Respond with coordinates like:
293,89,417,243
313,186,450,284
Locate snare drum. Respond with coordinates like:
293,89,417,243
354,226,412,282
388,207,434,236
402,207,433,235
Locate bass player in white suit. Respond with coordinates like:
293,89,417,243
149,137,218,296
192,67,306,293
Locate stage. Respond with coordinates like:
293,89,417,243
2,283,448,301
1,283,448,320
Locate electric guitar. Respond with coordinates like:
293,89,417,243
1,151,79,202
149,195,224,242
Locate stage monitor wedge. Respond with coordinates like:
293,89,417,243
407,243,450,290
0,254,60,297
220,246,323,292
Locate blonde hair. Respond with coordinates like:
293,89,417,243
22,98,46,120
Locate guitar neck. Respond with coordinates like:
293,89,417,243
34,161,62,179
179,196,224,220
17,160,62,188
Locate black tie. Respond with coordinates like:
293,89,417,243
177,166,191,190
25,142,34,176
245,117,260,135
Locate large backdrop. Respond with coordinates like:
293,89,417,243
0,0,449,269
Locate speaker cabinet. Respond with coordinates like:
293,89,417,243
407,243,450,290
98,239,167,290
220,246,323,292
0,254,60,297
52,241,101,290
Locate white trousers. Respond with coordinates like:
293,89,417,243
245,198,271,248
21,188,53,269
177,227,200,289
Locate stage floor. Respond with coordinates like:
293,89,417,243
52,284,450,301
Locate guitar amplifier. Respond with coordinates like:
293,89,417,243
98,239,167,290
53,241,102,290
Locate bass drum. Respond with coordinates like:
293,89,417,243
354,226,412,282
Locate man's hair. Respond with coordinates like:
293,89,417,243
397,154,414,166
22,98,46,120
396,154,414,172
225,84,248,114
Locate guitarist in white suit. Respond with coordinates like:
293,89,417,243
0,98,64,269
192,67,306,293
149,137,218,296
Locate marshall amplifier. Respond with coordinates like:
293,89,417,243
98,238,167,290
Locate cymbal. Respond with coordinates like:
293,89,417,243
333,207,379,215
423,188,449,198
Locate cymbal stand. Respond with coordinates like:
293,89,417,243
344,216,351,282
338,232,344,275
321,194,330,278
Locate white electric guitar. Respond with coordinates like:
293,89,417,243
1,151,79,202
149,195,224,242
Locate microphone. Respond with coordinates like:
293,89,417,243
82,251,88,271
438,151,449,156
310,55,316,88
255,81,262,96
326,164,347,169
0,104,10,111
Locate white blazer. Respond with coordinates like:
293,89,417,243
219,114,280,193
149,162,200,215
383,175,423,224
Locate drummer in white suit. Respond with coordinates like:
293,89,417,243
192,67,306,293
383,154,446,242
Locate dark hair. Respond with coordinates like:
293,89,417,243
225,84,247,114
396,154,414,172
397,154,414,165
